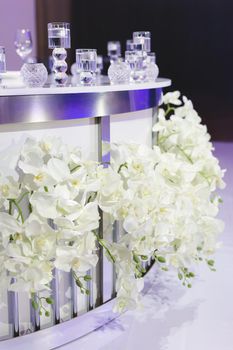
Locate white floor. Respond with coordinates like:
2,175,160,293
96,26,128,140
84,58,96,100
58,143,233,350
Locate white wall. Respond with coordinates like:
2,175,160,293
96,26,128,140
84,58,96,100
0,0,37,71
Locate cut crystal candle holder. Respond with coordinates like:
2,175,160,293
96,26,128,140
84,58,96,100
20,63,48,87
76,49,97,86
108,58,130,85
48,22,71,87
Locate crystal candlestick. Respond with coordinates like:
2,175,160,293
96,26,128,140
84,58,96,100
76,49,97,86
48,22,71,86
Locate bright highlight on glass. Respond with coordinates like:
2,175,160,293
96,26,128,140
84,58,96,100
14,29,33,61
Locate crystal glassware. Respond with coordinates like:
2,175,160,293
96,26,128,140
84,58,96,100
107,41,121,63
76,49,97,86
133,31,151,53
126,39,134,51
48,22,71,87
20,63,48,87
96,55,103,75
14,29,33,62
0,46,6,87
125,50,146,83
108,58,130,85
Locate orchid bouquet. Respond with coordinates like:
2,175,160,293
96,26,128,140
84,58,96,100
0,91,225,317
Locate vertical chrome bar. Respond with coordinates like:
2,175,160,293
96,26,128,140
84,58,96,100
112,220,120,298
7,287,19,337
51,269,60,324
96,115,114,304
152,88,162,146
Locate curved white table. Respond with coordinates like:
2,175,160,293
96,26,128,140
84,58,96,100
0,78,172,349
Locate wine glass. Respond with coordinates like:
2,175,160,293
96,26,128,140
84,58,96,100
14,29,33,62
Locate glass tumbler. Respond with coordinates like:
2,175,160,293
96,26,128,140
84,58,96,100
133,31,151,53
126,39,134,51
48,22,71,86
76,49,97,85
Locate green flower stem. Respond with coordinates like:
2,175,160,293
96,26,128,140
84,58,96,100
70,165,81,173
158,132,177,146
118,162,128,173
164,104,175,117
11,199,24,223
72,271,90,295
17,191,30,204
8,200,12,215
176,145,193,164
31,294,53,317
94,232,116,263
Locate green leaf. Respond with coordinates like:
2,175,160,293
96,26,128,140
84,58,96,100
45,310,50,317
178,272,183,280
188,272,195,278
84,275,92,282
157,256,166,263
75,279,83,288
140,255,148,261
32,300,39,310
45,297,54,305
207,259,215,267
187,284,192,288
133,254,140,264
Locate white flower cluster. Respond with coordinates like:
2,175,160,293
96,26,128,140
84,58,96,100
0,136,100,312
0,91,225,316
98,91,225,312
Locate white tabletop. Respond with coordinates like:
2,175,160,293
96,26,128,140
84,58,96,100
0,78,171,97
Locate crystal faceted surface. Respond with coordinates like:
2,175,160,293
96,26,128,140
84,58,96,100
108,60,130,84
20,63,48,87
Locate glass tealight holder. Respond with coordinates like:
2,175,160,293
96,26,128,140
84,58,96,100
145,52,159,82
133,31,151,53
76,49,97,86
107,41,121,63
20,63,48,87
0,46,6,87
108,58,130,85
125,50,146,83
48,22,71,86
126,39,134,51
